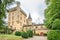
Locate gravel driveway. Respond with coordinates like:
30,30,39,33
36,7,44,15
24,36,47,40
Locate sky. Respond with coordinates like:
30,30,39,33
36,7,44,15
15,0,47,24
6,0,47,24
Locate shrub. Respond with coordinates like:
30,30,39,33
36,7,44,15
15,31,21,36
44,33,47,36
52,19,60,30
21,32,28,38
7,30,12,34
47,30,60,40
27,30,33,37
6,28,13,34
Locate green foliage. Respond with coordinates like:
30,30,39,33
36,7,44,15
2,26,8,33
15,31,21,36
47,30,60,40
0,26,13,34
44,33,47,36
0,34,23,40
27,30,33,37
21,32,28,38
0,0,14,29
0,0,1,3
3,26,13,34
7,29,12,34
45,0,60,29
52,19,60,30
0,0,15,31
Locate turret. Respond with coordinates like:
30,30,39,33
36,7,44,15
28,13,32,20
27,13,32,25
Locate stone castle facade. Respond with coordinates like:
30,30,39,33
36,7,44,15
7,2,32,31
7,2,48,34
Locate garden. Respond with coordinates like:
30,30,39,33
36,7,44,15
0,34,23,40
0,29,33,40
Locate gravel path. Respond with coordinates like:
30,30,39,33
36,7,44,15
24,36,47,40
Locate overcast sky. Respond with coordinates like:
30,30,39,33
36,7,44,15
15,0,47,24
6,0,46,24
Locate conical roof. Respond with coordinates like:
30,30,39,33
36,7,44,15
28,13,32,19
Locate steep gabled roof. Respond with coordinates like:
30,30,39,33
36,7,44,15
20,8,27,17
28,13,32,19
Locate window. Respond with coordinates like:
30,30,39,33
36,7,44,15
24,20,25,22
20,17,22,20
9,16,10,21
12,16,14,20
17,20,19,23
16,13,20,23
9,13,11,20
20,22,22,26
15,13,19,23
17,15,19,22
12,22,14,25
12,13,14,20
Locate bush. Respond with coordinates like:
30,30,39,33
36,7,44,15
21,32,28,38
47,30,60,40
7,28,13,34
44,33,47,36
52,19,60,30
27,30,33,37
7,30,12,34
15,31,21,36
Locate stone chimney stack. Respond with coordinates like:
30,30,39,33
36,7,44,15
16,1,20,8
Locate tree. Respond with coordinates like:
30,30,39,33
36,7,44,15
45,0,60,40
45,0,60,29
0,0,14,29
47,30,60,40
52,19,60,30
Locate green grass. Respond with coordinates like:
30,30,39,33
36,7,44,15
0,34,23,40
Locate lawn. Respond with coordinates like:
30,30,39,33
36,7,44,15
0,34,23,40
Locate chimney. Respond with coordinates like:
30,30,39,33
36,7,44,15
16,1,20,8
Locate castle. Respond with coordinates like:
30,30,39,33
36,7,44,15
7,2,48,34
